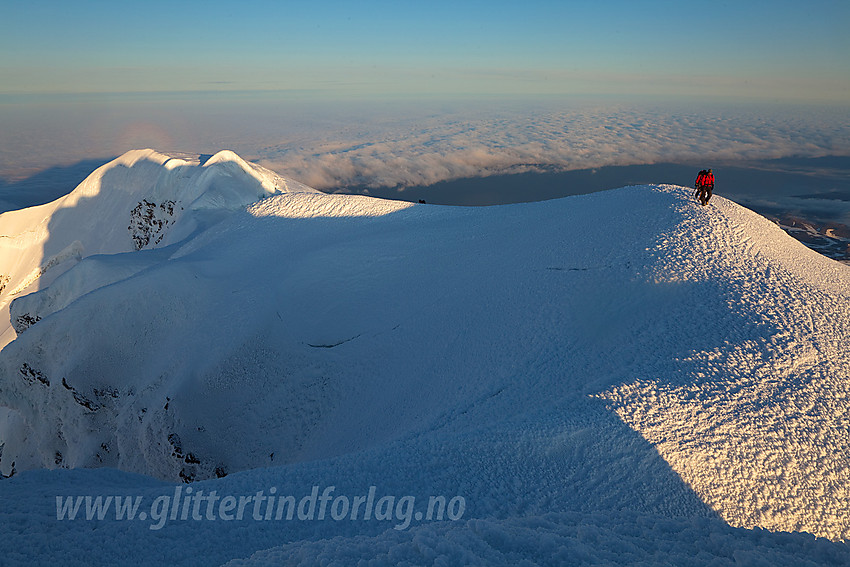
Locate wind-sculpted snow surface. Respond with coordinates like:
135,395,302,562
596,194,850,539
1,150,849,565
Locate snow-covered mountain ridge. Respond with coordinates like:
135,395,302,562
1,150,849,565
0,149,316,344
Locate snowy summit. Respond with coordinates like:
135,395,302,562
1,150,849,565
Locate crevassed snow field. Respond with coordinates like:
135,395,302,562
1,150,849,565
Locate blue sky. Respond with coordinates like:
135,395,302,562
2,0,848,102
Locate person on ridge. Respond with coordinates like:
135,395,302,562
694,170,707,201
694,168,715,206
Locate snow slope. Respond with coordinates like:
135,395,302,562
1,150,849,565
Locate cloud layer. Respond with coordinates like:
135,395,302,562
253,101,850,191
2,97,849,197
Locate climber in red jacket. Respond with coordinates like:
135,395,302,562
694,169,715,206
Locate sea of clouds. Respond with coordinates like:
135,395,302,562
1,96,848,206
252,100,850,192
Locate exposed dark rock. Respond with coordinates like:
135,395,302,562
128,199,181,250
20,363,49,386
93,387,120,399
62,377,99,411
168,433,183,459
13,313,41,334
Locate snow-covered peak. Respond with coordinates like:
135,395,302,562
0,149,317,347
62,148,317,209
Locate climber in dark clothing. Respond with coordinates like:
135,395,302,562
694,169,715,206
